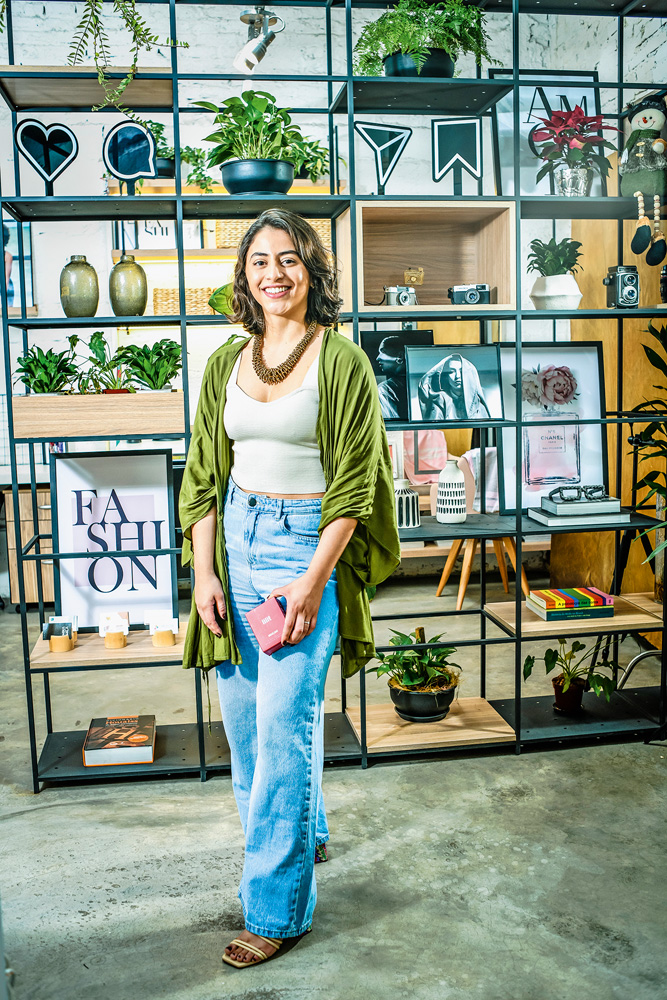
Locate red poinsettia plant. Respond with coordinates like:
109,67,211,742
532,105,620,182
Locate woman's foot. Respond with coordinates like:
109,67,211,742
224,930,281,966
315,843,328,864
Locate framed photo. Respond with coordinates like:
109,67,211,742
360,329,434,422
51,449,177,631
113,218,203,252
405,344,504,423
2,219,34,308
499,343,607,513
488,70,603,196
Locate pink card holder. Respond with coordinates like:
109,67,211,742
245,596,287,656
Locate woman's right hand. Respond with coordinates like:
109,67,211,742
194,572,226,637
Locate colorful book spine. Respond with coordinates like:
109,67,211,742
525,599,614,622
529,587,614,610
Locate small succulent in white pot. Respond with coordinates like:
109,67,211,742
527,236,584,311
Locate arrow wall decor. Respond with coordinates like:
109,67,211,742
354,122,412,195
432,118,481,194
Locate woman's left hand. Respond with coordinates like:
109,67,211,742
268,574,324,645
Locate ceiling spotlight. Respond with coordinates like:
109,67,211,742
233,6,285,75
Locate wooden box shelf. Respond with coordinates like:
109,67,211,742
336,200,516,314
345,697,515,753
484,596,662,638
12,391,185,441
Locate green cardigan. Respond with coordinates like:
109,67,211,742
179,327,401,678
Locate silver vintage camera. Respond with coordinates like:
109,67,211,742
602,265,639,308
384,285,418,307
448,283,491,305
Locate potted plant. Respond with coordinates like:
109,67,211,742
77,331,135,394
527,236,584,310
115,339,182,390
14,337,79,394
143,120,214,192
196,90,307,196
291,137,334,184
523,637,618,714
531,105,620,197
367,626,461,722
353,0,496,79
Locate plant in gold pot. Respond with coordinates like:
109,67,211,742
523,637,618,715
367,626,461,722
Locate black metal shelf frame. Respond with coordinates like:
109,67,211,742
1,0,666,791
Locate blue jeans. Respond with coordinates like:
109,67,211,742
215,480,339,938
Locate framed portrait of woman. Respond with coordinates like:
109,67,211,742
405,344,504,423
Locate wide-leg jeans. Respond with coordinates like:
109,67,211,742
215,480,339,938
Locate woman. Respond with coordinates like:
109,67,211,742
179,209,400,969
418,353,491,421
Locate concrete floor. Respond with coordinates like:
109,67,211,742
1,572,666,1000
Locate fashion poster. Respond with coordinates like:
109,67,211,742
406,344,503,422
51,450,177,629
499,343,607,512
360,329,434,422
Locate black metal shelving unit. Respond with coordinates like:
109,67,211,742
2,0,666,791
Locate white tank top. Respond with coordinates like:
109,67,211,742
223,351,326,495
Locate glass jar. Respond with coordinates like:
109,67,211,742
523,408,581,487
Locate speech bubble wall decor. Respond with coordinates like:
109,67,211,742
102,121,157,195
14,119,79,195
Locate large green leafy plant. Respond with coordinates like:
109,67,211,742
527,237,583,277
367,628,461,692
523,637,618,701
353,0,496,77
14,337,79,394
196,91,307,167
115,339,182,390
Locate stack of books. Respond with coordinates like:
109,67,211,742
526,587,615,622
527,493,629,528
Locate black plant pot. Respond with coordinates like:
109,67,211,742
383,48,455,78
155,156,176,178
389,684,456,723
221,158,295,196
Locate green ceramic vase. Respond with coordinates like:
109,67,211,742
59,255,99,318
109,254,148,317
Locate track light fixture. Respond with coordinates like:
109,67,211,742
233,6,285,75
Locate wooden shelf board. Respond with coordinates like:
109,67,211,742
331,78,512,115
484,596,662,638
111,248,236,261
0,65,172,110
345,697,515,754
12,391,185,441
358,303,516,314
620,592,663,623
30,623,188,671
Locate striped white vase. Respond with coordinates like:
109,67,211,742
436,460,467,523
394,479,420,529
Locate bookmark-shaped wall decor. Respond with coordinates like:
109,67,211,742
432,118,481,194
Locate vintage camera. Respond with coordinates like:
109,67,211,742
384,285,418,307
448,283,491,306
602,265,639,308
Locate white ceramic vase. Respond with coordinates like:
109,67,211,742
529,273,582,311
394,479,420,529
436,460,467,524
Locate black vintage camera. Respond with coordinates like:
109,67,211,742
447,283,491,306
602,265,639,308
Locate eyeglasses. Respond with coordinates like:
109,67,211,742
548,485,609,502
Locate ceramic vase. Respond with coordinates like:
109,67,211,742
529,274,582,311
436,460,467,523
59,255,99,317
109,254,148,317
394,479,420,529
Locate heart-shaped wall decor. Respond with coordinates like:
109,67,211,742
14,119,79,184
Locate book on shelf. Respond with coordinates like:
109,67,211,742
83,715,156,767
541,495,621,516
525,598,614,622
527,508,631,528
529,587,613,610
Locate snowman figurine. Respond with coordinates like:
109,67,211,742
619,94,667,267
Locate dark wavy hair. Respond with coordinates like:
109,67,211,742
231,209,341,335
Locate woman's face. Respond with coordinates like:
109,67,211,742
245,226,310,322
441,358,464,396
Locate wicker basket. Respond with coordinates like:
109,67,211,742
215,217,332,251
153,287,215,315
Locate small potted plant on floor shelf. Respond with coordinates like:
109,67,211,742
77,331,135,394
523,637,618,715
353,0,496,78
196,90,311,196
115,339,183,391
367,626,461,722
14,337,79,394
531,104,620,197
527,236,584,310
